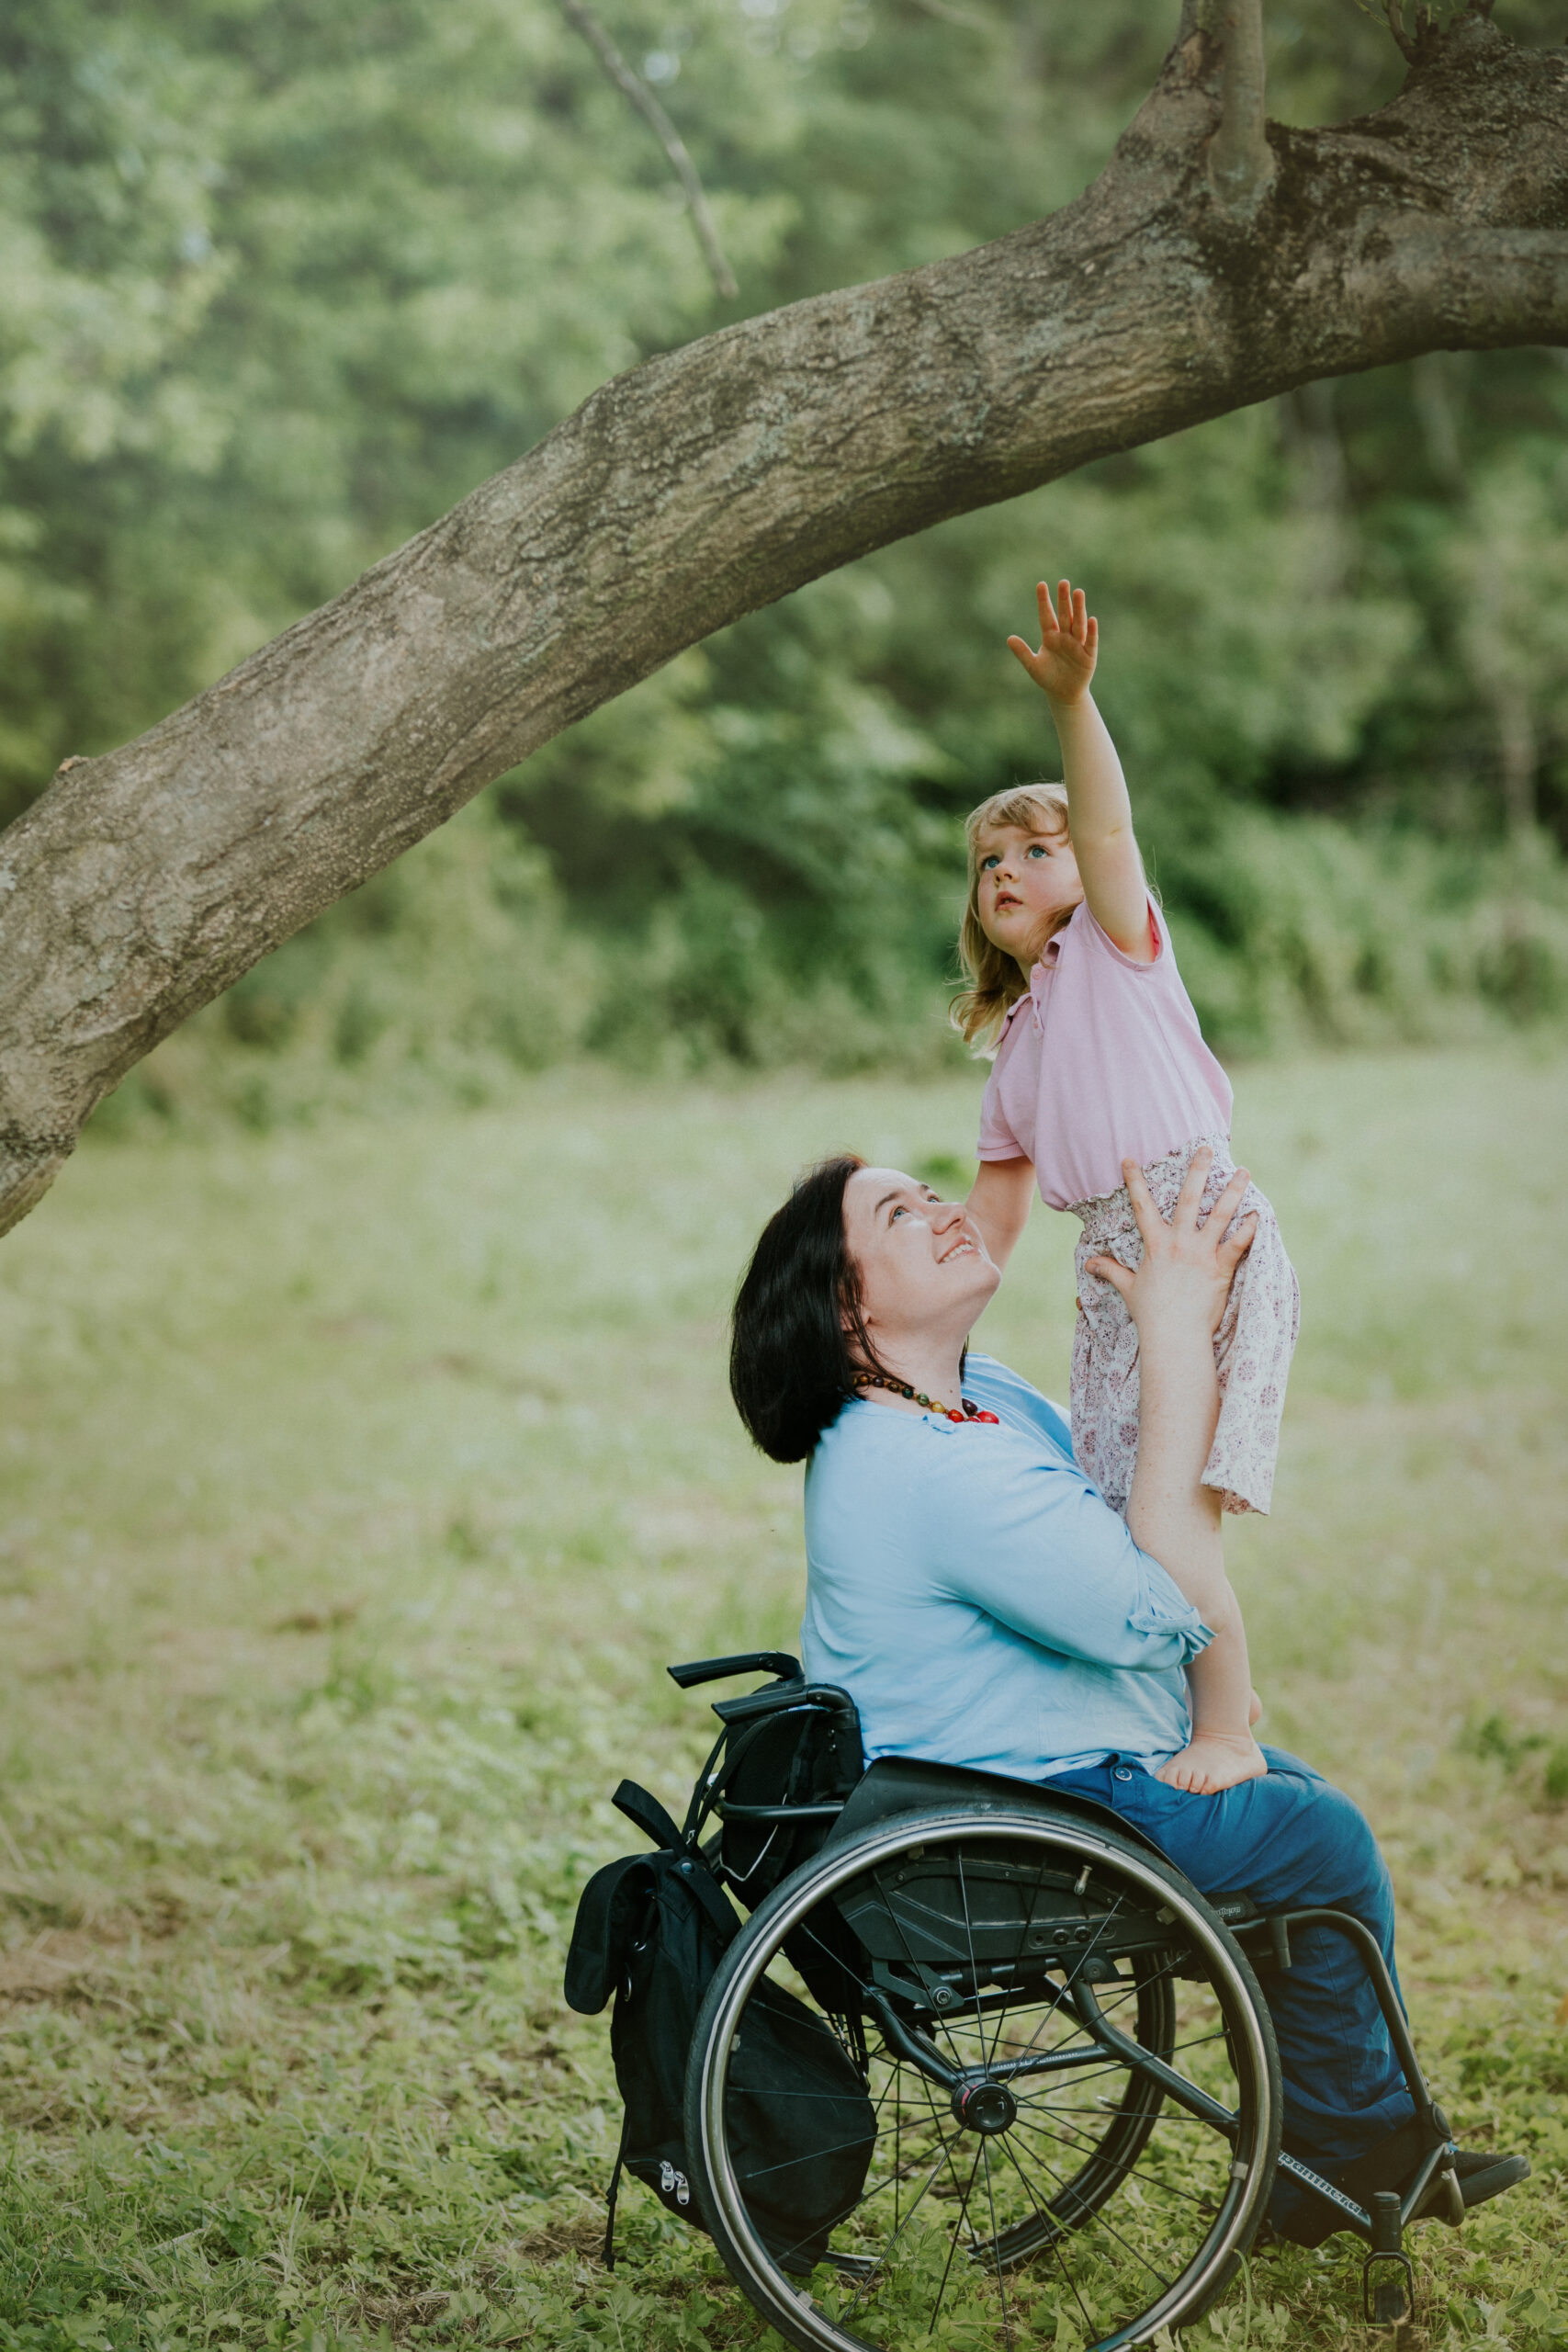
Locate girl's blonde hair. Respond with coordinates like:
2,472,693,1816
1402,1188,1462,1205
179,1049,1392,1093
950,781,1073,1049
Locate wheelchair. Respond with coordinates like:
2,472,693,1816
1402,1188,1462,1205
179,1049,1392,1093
654,1648,1463,2351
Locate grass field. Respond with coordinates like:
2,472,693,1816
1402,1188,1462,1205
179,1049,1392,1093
1,1046,1565,2352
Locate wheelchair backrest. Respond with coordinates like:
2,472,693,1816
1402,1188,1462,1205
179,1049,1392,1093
668,1654,866,1910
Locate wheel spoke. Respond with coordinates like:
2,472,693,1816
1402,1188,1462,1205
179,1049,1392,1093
987,1977,1085,2070
953,1847,991,2072
739,2126,897,2185
993,2132,1104,2343
774,2107,962,2285
906,2064,982,2209
894,2062,902,2239
1004,1848,1062,2073
927,2142,985,2329
1009,2111,1225,2213
977,2137,1012,2346
858,2101,968,2205
1169,2028,1231,2057
1026,2098,1214,2120
1012,2055,1145,2101
1002,2106,1101,2159
842,2131,979,2312
1022,2137,1181,2294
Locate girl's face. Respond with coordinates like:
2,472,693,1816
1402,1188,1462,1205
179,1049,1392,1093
974,820,1083,968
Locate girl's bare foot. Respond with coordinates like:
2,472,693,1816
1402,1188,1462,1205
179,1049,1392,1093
1156,1735,1268,1796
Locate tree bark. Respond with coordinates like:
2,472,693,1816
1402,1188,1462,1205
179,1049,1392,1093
3,11,1567,1234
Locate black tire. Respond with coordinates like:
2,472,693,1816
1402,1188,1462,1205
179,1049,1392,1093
685,1804,1281,2352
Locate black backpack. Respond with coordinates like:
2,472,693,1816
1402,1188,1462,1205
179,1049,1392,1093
564,1778,875,2275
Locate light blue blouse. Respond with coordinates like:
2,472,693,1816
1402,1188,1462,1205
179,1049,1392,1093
800,1354,1213,1781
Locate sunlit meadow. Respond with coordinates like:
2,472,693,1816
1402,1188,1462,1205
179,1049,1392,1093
0,1046,1564,2350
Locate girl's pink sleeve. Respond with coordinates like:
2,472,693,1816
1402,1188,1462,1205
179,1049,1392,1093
976,1059,1023,1161
1077,894,1165,972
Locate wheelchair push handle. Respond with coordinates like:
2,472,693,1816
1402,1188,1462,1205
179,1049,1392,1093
667,1651,802,1690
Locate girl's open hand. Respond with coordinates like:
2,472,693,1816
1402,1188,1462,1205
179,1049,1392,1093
1006,578,1098,705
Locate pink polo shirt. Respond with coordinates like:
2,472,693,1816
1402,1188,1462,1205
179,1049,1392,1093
976,898,1233,1212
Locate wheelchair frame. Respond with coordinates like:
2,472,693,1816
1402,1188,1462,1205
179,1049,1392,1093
671,1650,1461,2331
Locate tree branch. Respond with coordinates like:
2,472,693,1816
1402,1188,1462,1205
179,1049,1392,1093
557,0,738,300
1368,227,1568,353
1383,1,1417,64
2,11,1567,1234
1182,0,1276,214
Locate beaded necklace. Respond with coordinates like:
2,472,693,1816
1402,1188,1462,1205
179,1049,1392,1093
853,1373,999,1425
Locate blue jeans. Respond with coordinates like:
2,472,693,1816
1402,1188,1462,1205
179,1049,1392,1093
1049,1747,1416,2229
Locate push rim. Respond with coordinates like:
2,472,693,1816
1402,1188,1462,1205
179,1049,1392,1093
689,1809,1279,2352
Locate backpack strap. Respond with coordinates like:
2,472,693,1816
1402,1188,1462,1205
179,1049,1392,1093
603,2109,628,2271
613,1779,687,1851
663,1848,739,1944
613,1779,739,1944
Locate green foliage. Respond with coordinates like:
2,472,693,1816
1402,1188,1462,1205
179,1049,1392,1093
5,0,1568,1102
0,0,801,808
1462,1713,1551,1776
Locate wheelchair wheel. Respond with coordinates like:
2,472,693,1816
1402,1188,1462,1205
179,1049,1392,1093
685,1804,1281,2352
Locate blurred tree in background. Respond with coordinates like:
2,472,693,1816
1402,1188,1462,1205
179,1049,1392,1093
4,0,1567,1123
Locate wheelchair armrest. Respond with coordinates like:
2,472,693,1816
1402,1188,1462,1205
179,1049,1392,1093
667,1650,803,1690
712,1680,856,1729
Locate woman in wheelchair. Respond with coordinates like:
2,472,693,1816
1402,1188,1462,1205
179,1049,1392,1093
644,1141,1526,2348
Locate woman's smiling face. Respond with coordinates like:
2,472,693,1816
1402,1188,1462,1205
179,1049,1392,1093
841,1168,999,1358
975,819,1083,966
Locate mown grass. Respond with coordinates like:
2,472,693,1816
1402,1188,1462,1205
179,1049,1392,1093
0,1047,1565,2352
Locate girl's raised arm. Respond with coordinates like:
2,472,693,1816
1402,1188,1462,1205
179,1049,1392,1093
966,1154,1036,1271
1007,579,1151,961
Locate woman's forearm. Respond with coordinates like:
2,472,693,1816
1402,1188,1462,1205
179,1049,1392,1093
1130,1283,1259,1753
1124,1317,1226,1619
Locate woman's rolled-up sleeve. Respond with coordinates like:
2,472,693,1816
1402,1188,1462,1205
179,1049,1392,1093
1125,1577,1213,1654
923,1440,1213,1671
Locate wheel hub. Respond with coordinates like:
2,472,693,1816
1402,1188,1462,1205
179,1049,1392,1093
952,2079,1018,2135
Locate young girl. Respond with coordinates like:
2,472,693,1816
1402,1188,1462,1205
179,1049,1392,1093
957,578,1300,1790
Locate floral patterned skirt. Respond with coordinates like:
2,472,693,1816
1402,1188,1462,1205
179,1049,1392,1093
1069,1136,1300,1518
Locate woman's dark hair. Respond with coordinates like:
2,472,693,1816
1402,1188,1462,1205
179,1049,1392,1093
730,1155,880,1464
